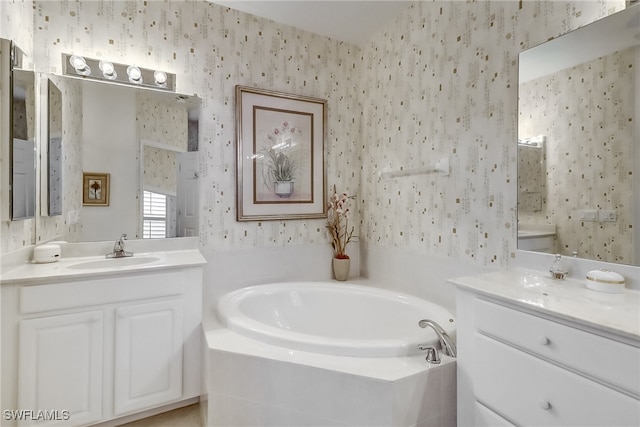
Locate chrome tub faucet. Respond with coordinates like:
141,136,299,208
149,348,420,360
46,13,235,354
418,319,457,358
106,233,133,258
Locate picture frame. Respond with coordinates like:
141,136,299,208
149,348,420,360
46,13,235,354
235,85,327,221
82,172,110,206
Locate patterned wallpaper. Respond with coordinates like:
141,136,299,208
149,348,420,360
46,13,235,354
137,92,188,151
0,0,33,61
143,146,178,196
519,49,635,264
1,0,629,271
138,91,189,196
517,142,545,213
358,0,624,268
28,0,362,253
47,80,63,215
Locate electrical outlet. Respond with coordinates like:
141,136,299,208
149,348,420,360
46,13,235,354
599,210,617,222
578,210,598,221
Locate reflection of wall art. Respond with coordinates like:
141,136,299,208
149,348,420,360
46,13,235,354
82,172,110,206
236,85,326,221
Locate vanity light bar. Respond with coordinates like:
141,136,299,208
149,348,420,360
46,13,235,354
62,53,175,92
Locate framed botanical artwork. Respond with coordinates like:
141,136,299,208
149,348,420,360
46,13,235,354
235,85,327,221
82,172,110,206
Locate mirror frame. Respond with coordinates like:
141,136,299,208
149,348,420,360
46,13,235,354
0,39,11,222
10,68,37,221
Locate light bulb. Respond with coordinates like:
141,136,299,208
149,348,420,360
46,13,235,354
154,70,167,86
127,65,142,83
69,55,91,76
99,60,117,80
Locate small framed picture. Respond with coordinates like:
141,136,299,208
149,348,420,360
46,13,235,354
82,172,110,206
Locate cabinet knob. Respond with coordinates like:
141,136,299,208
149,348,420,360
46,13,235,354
539,400,551,410
538,336,550,345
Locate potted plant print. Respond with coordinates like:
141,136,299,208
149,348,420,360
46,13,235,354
261,122,305,198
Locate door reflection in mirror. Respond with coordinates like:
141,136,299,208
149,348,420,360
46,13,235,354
11,69,36,220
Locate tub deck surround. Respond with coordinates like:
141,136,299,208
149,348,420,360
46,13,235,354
0,237,206,285
204,310,456,427
205,282,458,426
217,281,456,358
204,324,455,382
449,268,640,341
205,327,457,427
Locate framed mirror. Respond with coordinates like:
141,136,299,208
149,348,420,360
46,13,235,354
38,75,201,243
0,38,11,223
518,5,639,266
10,68,37,221
47,79,63,216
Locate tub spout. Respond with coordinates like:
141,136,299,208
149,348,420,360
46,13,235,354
418,319,457,358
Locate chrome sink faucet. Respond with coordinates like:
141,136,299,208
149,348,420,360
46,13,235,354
106,233,133,258
418,319,457,358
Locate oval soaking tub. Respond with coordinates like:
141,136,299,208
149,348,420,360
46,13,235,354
217,282,455,357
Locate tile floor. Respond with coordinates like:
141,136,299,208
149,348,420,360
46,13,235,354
120,404,202,427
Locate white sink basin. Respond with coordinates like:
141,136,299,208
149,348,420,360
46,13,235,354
67,256,161,270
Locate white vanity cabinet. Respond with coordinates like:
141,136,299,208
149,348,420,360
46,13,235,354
2,265,203,427
456,287,640,427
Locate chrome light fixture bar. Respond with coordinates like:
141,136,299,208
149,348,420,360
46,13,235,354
62,53,175,91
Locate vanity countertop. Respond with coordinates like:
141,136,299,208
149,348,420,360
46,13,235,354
449,268,640,341
1,249,206,286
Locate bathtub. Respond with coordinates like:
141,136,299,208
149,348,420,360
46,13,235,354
216,281,455,357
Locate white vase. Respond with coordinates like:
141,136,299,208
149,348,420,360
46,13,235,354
332,257,350,281
274,181,294,198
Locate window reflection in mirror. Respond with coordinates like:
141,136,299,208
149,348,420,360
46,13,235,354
517,5,639,266
11,69,36,220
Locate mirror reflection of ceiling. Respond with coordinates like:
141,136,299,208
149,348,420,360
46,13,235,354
520,5,640,83
517,5,639,267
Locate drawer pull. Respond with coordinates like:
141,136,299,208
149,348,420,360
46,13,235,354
538,336,550,345
539,400,551,410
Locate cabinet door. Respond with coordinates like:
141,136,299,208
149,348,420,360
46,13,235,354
113,299,183,416
18,310,104,427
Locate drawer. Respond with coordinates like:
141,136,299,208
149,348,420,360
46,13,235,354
473,402,515,427
474,333,640,426
20,271,184,314
475,297,640,396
